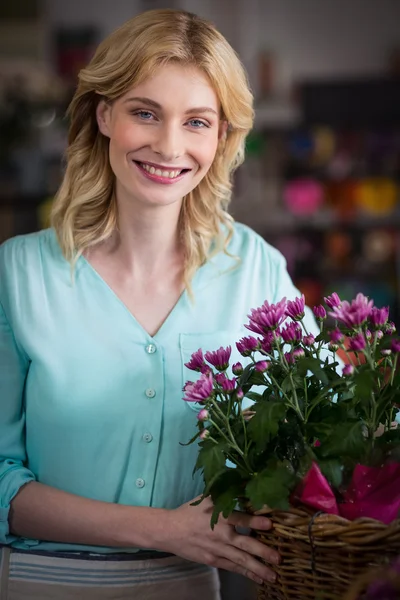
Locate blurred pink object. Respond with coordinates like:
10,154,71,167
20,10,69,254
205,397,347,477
340,463,400,524
294,462,400,524
283,179,324,215
294,462,339,514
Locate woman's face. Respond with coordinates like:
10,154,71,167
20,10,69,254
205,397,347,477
97,63,226,210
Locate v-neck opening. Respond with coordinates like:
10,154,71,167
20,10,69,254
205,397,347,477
77,253,191,341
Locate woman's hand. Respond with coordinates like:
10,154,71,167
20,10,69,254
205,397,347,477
160,496,279,585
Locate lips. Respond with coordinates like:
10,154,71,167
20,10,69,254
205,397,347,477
133,160,192,184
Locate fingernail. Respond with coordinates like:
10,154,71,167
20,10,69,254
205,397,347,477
255,577,263,585
267,572,277,583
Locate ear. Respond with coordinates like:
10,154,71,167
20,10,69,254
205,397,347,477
96,98,112,138
218,119,229,140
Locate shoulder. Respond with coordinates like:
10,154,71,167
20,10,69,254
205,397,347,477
228,222,287,270
0,229,58,294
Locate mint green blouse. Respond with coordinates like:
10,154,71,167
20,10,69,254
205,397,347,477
0,225,321,553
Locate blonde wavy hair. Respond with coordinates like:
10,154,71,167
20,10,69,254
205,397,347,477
51,9,254,288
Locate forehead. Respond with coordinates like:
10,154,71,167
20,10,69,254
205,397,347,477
121,63,220,110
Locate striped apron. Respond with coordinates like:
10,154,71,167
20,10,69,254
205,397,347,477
0,547,221,600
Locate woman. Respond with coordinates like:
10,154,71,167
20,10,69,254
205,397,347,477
0,9,320,599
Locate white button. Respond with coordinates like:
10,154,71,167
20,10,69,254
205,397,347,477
145,344,157,354
135,478,145,488
143,433,153,443
145,388,156,398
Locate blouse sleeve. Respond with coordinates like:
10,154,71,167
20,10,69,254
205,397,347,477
0,299,35,544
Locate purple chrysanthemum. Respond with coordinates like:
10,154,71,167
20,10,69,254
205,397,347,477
313,305,327,320
324,292,341,309
286,295,305,321
183,372,214,403
232,362,243,375
204,346,231,371
255,360,269,372
391,339,400,353
369,306,389,328
246,298,288,334
184,348,205,372
303,334,315,346
349,332,366,352
384,321,396,335
284,351,296,365
281,322,302,344
329,328,344,344
236,336,259,356
329,293,373,328
342,364,354,376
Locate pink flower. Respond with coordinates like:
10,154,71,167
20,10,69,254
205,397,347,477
215,372,227,386
324,292,341,309
236,388,244,400
232,362,243,375
329,328,344,344
303,334,315,346
369,306,389,328
381,349,392,357
205,346,231,371
236,336,259,356
329,293,373,328
197,408,209,421
286,295,305,321
199,429,210,440
183,372,214,403
281,322,302,343
222,378,236,392
349,333,366,352
255,360,269,372
246,298,287,333
342,364,354,376
284,351,296,365
184,348,205,372
293,347,305,360
260,332,275,355
313,305,327,320
391,339,400,353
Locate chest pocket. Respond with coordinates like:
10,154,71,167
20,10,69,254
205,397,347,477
179,330,248,413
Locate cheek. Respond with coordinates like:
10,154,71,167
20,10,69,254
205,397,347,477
194,136,219,169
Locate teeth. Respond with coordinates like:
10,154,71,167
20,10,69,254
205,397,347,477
140,163,182,179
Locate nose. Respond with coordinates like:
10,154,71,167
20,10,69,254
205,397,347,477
151,122,183,162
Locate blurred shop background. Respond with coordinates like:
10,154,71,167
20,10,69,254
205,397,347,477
2,0,400,324
1,1,400,598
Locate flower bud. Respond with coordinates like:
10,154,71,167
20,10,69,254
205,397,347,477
313,305,327,320
342,364,354,376
199,429,210,440
232,362,243,376
236,388,244,400
391,339,400,353
197,409,209,421
381,349,392,357
255,360,269,372
303,334,315,346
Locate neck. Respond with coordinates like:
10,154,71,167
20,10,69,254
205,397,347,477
108,192,184,277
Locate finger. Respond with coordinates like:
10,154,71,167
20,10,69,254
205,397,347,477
216,547,277,584
215,558,264,585
231,531,280,566
228,511,272,531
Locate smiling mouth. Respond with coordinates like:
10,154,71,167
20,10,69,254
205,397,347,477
134,161,191,179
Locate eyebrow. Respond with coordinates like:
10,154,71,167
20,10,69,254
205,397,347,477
124,96,219,116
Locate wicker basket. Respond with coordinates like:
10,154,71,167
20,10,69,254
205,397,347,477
253,507,400,600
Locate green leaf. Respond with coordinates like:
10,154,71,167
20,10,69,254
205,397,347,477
247,400,287,450
318,421,366,460
353,369,375,402
194,441,227,482
318,459,343,488
296,357,329,385
180,429,202,446
245,391,263,402
245,464,293,511
209,469,245,528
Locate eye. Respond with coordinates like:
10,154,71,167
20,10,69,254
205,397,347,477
132,110,155,120
187,119,209,129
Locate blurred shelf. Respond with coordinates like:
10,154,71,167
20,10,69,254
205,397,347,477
254,98,302,130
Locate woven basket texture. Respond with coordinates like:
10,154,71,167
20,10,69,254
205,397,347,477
254,507,400,600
